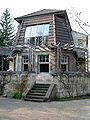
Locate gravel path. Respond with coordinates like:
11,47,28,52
0,97,90,120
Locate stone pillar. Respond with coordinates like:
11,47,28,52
16,54,22,71
88,35,90,72
9,61,13,71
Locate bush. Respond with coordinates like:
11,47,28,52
12,93,22,99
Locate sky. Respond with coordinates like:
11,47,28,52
0,0,90,34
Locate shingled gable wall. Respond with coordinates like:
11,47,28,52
16,11,73,46
17,14,55,46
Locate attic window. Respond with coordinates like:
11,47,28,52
24,24,49,46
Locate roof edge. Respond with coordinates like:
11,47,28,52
14,9,66,23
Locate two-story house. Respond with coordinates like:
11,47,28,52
2,9,88,101
10,9,78,75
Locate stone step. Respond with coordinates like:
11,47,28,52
28,92,46,96
33,85,49,88
26,95,45,99
34,84,50,87
32,87,48,90
24,98,44,102
24,83,52,102
30,89,47,93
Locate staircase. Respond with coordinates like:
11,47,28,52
24,83,54,102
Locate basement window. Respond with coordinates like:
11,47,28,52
39,55,49,73
22,55,28,71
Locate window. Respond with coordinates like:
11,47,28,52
38,55,49,73
24,24,49,46
22,55,28,71
14,57,16,71
78,39,86,48
61,56,68,72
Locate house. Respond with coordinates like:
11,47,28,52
11,9,79,74
1,9,88,101
72,31,88,72
0,46,12,71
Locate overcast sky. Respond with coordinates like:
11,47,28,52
0,0,90,34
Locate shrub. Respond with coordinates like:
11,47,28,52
13,93,22,99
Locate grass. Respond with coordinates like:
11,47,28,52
55,95,90,101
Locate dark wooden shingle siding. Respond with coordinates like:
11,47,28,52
17,14,55,46
55,16,72,44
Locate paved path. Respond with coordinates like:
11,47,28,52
0,97,90,120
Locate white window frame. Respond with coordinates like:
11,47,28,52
22,55,28,71
24,24,49,46
38,54,49,73
61,56,69,72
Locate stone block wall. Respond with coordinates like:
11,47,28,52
0,72,36,97
36,72,90,98
0,71,90,99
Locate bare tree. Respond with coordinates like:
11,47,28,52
67,7,90,35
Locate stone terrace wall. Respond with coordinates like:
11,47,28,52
52,72,90,98
36,72,90,98
0,72,36,97
0,71,90,98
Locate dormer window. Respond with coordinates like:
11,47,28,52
24,24,49,46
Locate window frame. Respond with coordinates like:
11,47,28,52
24,24,49,46
38,54,49,73
61,55,69,72
22,55,28,71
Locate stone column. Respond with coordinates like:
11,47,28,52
16,54,22,71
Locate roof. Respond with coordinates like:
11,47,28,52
72,30,87,36
15,9,66,22
0,46,13,55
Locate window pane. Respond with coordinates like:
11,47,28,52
30,37,35,45
40,64,49,72
40,56,43,62
24,64,28,71
43,24,49,36
23,56,28,63
37,25,43,36
46,55,49,62
61,64,66,72
36,37,42,46
40,55,49,62
43,36,48,45
25,27,31,38
25,27,31,44
31,26,37,37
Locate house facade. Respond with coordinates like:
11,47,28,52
11,9,78,74
1,9,89,101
